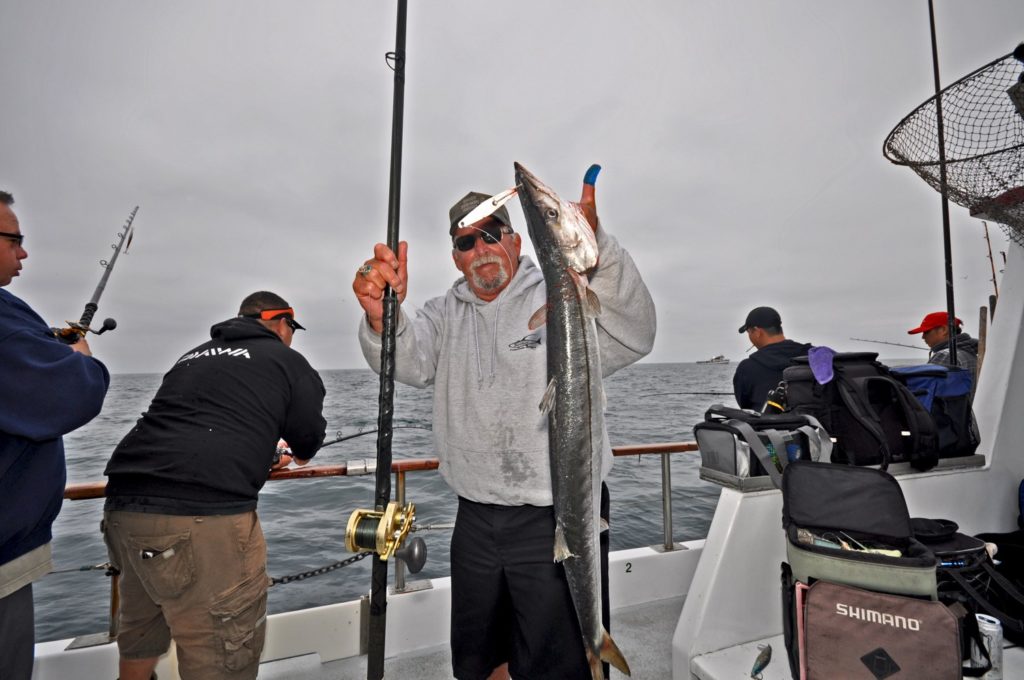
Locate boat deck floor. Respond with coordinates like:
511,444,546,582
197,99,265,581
691,633,1024,680
317,596,683,679
255,594,1024,680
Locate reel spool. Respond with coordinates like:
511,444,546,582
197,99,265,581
346,501,426,573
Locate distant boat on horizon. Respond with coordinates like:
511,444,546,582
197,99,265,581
696,354,730,364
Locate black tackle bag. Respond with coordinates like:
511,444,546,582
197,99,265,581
783,352,939,471
939,528,1024,646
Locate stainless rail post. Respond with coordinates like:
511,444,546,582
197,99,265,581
394,470,406,592
661,453,674,551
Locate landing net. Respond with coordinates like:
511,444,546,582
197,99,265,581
884,47,1024,245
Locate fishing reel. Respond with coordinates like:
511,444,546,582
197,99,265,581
52,318,118,345
346,501,427,573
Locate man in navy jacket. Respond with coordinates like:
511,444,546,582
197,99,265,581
0,190,110,679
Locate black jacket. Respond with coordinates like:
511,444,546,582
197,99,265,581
104,317,326,515
732,339,811,410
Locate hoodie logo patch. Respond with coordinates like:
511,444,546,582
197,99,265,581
176,347,252,364
509,334,542,351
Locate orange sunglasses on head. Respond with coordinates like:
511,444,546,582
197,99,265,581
243,308,305,330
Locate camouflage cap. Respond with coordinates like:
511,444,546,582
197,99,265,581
448,191,513,235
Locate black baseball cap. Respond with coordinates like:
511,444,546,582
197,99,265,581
739,306,782,333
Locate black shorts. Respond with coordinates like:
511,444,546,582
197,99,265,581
449,485,610,680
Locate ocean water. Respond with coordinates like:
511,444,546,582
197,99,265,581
35,362,735,643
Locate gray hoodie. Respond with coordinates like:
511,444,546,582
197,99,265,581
358,226,656,506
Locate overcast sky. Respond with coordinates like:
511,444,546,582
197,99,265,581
2,1,1022,374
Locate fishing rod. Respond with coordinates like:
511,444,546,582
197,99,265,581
53,206,138,344
849,337,928,351
926,0,959,367
341,4,417,679
320,424,430,449
638,391,734,398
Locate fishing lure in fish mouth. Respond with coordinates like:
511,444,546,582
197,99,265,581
750,643,772,679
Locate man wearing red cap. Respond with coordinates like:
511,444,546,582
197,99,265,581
907,311,979,374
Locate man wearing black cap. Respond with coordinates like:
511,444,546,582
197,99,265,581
101,291,326,680
733,306,810,410
352,180,655,680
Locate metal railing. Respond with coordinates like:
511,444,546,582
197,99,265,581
63,441,700,590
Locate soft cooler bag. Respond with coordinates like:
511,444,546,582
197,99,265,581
782,461,938,598
694,405,832,486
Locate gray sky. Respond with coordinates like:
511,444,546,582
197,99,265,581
2,1,1021,374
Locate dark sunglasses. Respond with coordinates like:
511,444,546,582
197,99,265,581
283,318,301,331
0,231,24,247
453,224,512,252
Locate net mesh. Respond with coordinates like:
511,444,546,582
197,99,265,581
883,49,1024,245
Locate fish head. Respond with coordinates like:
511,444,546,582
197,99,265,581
514,162,598,273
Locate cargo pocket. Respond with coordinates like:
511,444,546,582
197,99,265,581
210,571,268,672
127,531,196,600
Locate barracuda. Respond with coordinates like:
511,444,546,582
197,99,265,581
514,161,630,679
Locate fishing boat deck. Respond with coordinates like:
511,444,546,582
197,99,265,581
257,599,1024,679
691,634,1024,679
321,595,683,679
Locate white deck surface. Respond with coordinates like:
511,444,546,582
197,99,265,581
692,633,1024,680
323,596,684,679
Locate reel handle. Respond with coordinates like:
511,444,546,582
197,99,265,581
51,317,117,344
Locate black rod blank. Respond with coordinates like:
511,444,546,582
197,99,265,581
367,1,408,678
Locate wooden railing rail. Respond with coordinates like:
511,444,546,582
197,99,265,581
64,441,700,502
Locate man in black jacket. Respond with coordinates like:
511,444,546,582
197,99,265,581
102,291,326,680
733,306,810,410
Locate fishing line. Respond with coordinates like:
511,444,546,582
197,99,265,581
637,391,734,398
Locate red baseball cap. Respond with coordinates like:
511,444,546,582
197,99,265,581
907,311,962,335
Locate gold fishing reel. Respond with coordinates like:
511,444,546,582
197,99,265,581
345,501,425,572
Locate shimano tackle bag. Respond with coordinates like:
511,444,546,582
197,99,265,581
799,580,972,680
780,461,942,678
783,352,939,470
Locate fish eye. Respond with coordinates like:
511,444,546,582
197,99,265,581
545,208,558,219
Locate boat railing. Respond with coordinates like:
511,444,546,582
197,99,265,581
61,441,700,629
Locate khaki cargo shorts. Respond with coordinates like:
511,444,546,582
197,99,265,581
102,510,269,679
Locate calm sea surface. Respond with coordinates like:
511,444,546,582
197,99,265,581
36,362,736,642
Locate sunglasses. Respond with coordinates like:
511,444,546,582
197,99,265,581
0,231,24,247
242,307,305,331
453,224,512,252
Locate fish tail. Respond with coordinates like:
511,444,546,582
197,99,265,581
600,629,631,676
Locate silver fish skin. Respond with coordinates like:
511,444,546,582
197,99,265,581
515,164,599,274
514,162,629,679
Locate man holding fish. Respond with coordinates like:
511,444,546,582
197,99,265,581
352,164,655,680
